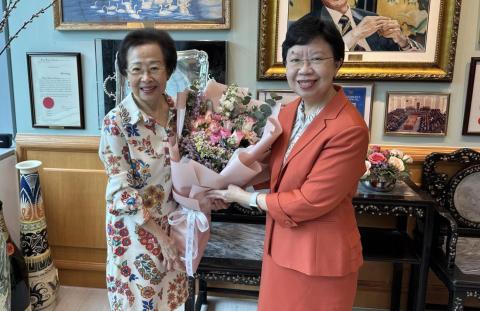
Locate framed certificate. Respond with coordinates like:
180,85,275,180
27,53,84,129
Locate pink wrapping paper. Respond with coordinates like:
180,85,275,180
167,80,282,276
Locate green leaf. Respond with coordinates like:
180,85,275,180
266,98,276,107
242,96,251,105
254,111,264,120
260,104,272,116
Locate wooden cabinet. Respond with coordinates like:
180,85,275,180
16,135,107,288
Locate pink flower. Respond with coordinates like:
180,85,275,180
211,113,223,121
192,116,206,130
208,120,221,133
223,120,233,131
210,133,222,145
220,128,231,139
371,145,381,153
368,152,386,164
242,116,256,132
230,130,245,146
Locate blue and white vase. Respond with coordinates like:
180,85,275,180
0,227,10,311
16,160,58,311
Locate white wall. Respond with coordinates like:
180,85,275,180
7,0,480,147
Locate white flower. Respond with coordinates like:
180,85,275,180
365,160,371,170
402,154,413,164
222,99,234,112
389,149,404,158
361,160,371,178
388,156,405,172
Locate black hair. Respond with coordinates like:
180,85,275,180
282,14,345,65
117,29,177,77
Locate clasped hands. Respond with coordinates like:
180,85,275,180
352,16,409,49
206,185,257,210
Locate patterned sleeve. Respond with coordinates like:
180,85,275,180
99,113,150,226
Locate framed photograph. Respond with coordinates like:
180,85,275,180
54,0,230,30
384,92,449,136
27,53,84,129
257,82,374,128
258,0,461,81
463,57,480,135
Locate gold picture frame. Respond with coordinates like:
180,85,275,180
257,0,461,81
54,0,230,30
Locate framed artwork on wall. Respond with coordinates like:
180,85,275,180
27,52,84,129
384,92,449,136
54,0,230,30
258,0,461,81
257,82,373,128
463,57,480,136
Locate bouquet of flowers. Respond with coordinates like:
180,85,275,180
178,81,276,172
362,145,413,182
167,79,282,276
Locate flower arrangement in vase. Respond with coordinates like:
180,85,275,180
361,145,413,192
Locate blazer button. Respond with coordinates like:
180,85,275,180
284,220,292,226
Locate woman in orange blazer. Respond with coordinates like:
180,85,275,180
207,15,369,311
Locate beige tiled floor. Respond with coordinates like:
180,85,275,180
53,286,258,311
54,286,110,311
54,286,383,310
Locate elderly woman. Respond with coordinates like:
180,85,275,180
207,15,369,310
98,29,187,311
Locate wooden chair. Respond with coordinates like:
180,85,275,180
422,148,480,310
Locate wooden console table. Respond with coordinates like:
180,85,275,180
184,179,435,311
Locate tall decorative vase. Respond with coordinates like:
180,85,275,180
0,201,32,311
15,160,58,311
0,223,11,311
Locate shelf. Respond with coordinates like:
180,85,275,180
360,227,420,264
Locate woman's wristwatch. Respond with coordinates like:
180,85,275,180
249,192,260,208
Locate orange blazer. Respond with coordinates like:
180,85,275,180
263,87,369,277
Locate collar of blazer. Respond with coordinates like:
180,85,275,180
270,85,349,188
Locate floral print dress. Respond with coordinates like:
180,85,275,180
99,93,188,311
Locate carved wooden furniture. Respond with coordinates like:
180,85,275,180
422,148,480,310
185,179,435,311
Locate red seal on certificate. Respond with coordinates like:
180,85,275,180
478,117,480,125
43,97,55,109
